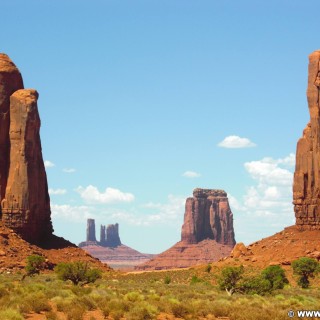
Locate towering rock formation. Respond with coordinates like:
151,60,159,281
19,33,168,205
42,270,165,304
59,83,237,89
0,54,53,243
293,50,320,227
86,219,97,242
105,223,121,247
181,188,235,246
136,188,236,270
0,55,24,201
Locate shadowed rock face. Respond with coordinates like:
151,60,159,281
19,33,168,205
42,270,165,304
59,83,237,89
86,219,96,242
105,223,121,247
0,54,53,243
181,188,235,246
293,50,320,226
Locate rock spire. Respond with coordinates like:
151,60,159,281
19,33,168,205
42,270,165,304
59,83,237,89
293,50,320,226
0,54,53,243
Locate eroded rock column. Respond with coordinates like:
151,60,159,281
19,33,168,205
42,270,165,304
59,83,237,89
293,50,320,226
1,89,53,242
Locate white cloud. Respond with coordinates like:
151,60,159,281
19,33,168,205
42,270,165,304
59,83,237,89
51,204,94,222
49,188,67,195
76,185,135,204
63,168,76,173
140,194,186,225
44,160,55,168
231,154,295,244
244,157,293,186
218,135,256,148
182,171,201,178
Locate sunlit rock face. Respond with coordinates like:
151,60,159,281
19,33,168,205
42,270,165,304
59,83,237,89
293,50,320,227
0,54,53,243
181,188,236,246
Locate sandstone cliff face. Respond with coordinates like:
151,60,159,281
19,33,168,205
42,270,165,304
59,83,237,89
293,50,320,226
0,54,53,243
0,54,23,201
181,188,235,246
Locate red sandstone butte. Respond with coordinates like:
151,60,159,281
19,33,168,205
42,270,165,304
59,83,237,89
0,54,53,243
181,188,235,246
293,50,320,227
136,188,236,270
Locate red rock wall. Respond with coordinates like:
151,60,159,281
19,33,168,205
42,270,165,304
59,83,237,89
293,50,320,226
0,54,53,243
0,54,23,200
181,188,235,246
1,90,53,242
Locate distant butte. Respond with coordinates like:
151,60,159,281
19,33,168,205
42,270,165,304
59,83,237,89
79,219,154,269
136,188,236,270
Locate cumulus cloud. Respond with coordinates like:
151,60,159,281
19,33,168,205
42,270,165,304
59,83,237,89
51,204,94,222
76,185,135,204
182,171,201,178
231,154,295,244
44,160,55,168
49,188,67,195
63,168,76,173
218,135,256,148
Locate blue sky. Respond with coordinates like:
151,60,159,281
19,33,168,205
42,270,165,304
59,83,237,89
1,1,319,253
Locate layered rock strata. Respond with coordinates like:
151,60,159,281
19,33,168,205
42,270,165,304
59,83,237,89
293,50,320,226
0,54,53,243
181,188,235,246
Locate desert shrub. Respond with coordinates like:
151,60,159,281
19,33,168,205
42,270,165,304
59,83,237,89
218,265,244,295
261,265,289,290
55,261,102,285
124,291,144,302
240,276,272,295
126,301,157,320
19,291,51,313
190,275,203,285
164,275,171,284
0,309,24,320
292,257,319,288
24,254,46,277
205,263,212,273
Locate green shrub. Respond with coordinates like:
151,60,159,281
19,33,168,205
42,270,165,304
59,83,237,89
164,275,171,285
218,265,244,295
55,261,102,285
190,275,203,285
205,263,212,273
292,257,319,288
240,276,272,295
261,265,289,290
25,255,46,277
